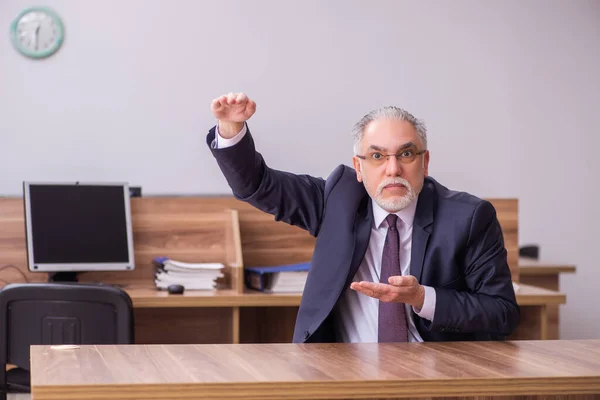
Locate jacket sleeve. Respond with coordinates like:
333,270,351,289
207,125,326,236
429,201,520,336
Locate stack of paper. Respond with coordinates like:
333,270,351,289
153,257,225,290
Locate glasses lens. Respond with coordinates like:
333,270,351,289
366,152,387,166
362,149,421,165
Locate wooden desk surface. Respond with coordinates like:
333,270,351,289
30,340,600,400
123,282,565,308
514,283,566,305
519,258,577,275
124,283,302,308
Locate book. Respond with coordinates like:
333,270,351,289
244,262,310,293
153,257,225,291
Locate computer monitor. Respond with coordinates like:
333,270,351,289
23,182,135,282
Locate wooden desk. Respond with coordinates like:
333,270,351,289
511,283,566,340
126,284,302,308
30,340,600,400
126,282,564,308
519,258,576,339
123,282,565,343
519,258,577,277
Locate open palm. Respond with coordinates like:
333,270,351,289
211,92,256,122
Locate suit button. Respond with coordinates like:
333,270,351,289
304,331,310,340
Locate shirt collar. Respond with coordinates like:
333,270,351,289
372,196,418,229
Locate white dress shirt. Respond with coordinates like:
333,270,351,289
336,199,436,343
212,123,436,343
211,123,248,148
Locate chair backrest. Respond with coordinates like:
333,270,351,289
0,282,134,372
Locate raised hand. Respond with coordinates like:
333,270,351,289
211,92,256,138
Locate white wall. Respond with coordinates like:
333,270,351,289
1,0,598,337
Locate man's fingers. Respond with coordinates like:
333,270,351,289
212,92,256,122
350,280,419,303
236,92,248,104
211,98,223,111
215,95,228,108
388,275,416,286
246,100,257,115
350,282,392,298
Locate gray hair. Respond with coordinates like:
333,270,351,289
352,106,427,155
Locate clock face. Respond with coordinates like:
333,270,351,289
10,7,64,59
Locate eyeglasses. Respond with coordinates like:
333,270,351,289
356,148,426,166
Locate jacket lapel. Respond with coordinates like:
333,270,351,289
344,195,373,289
411,181,435,282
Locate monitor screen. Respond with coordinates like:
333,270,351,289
23,182,135,272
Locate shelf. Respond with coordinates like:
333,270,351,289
125,283,302,308
515,283,566,305
519,258,577,275
124,282,564,308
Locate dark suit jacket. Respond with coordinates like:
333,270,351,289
208,126,520,343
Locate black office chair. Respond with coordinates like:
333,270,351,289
0,283,134,400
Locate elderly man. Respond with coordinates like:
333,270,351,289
207,92,519,343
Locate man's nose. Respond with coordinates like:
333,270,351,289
385,155,402,176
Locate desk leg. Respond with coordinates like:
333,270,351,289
540,305,548,340
521,274,561,339
232,306,240,344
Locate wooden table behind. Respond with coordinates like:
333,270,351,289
30,340,600,400
519,258,577,339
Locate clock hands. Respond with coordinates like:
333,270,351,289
34,24,41,51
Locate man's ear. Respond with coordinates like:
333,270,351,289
423,150,430,177
352,156,363,182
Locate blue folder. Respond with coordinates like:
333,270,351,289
245,262,311,274
244,262,310,292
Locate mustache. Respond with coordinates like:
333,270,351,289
377,177,413,196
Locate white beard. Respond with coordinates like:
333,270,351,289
370,176,420,212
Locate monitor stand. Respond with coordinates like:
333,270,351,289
48,271,79,283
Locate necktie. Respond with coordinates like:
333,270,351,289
378,214,409,342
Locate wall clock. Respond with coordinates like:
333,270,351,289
10,7,64,59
